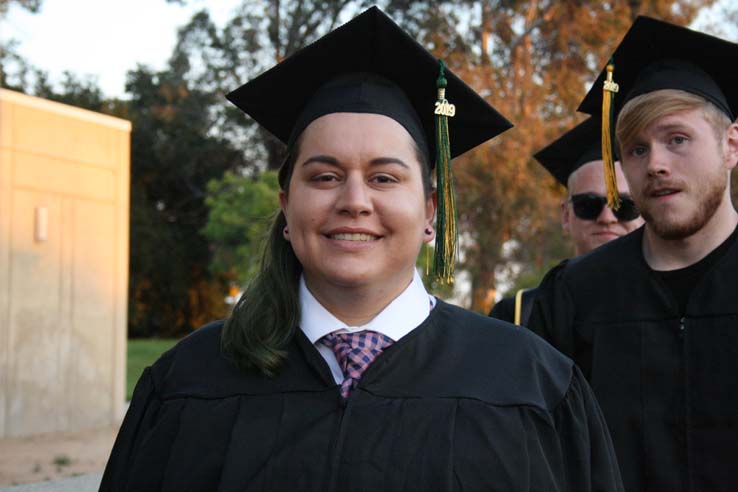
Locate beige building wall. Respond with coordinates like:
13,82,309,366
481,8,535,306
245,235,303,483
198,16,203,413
0,89,130,438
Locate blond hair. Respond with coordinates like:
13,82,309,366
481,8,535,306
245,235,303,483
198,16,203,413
616,89,732,153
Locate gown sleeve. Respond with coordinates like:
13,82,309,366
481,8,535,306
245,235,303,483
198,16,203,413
99,366,163,492
527,260,576,357
553,365,624,492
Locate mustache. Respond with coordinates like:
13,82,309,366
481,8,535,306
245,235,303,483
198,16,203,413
642,178,687,196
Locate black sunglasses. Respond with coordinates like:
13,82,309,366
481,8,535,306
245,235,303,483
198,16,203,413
569,193,640,222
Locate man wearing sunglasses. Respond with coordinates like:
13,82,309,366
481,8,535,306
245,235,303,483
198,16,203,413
559,149,643,257
528,18,738,492
490,118,643,326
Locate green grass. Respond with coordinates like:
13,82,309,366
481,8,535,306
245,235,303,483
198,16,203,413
127,338,179,400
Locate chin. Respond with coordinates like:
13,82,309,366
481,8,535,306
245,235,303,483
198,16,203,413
649,220,702,240
646,210,706,240
588,236,612,251
319,267,379,287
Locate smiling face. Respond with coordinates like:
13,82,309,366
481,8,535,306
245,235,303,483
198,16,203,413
562,160,643,256
280,112,435,296
619,106,735,240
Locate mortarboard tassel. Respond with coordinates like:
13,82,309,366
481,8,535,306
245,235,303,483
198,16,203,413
432,60,457,284
602,60,621,210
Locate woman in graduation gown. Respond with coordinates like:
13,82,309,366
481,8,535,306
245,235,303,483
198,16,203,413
100,7,623,492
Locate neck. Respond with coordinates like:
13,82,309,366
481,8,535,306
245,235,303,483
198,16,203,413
305,268,416,326
643,199,738,270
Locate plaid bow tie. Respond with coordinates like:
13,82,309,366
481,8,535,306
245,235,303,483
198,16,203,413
320,330,394,398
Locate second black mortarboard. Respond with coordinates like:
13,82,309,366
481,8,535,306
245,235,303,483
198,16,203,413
534,117,605,187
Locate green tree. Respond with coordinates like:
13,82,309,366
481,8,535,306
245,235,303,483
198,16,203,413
125,61,246,337
202,170,280,284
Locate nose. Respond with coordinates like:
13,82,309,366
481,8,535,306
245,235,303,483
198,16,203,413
336,174,372,217
596,203,618,225
646,144,671,177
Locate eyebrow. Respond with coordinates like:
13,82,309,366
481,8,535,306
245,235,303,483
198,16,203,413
653,122,693,133
300,155,410,169
301,155,339,167
370,157,409,168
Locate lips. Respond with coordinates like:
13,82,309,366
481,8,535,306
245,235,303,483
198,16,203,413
645,180,684,199
329,232,379,241
325,228,382,242
651,188,680,198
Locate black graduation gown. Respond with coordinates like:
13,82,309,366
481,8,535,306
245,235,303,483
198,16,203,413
101,299,622,492
489,288,539,326
528,228,738,492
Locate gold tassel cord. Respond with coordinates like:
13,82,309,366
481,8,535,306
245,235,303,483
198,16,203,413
514,289,525,326
602,62,621,210
432,60,457,285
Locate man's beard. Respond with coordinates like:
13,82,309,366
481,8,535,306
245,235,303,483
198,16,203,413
641,172,726,240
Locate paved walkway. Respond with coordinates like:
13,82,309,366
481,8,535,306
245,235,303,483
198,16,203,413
0,426,117,489
0,473,101,492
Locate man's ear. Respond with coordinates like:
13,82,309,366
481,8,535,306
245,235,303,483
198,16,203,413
561,198,571,235
723,122,738,171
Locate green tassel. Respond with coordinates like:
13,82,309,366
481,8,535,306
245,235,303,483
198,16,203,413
432,60,457,285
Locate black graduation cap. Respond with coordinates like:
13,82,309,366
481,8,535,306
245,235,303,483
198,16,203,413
534,118,605,187
226,6,512,164
578,15,738,120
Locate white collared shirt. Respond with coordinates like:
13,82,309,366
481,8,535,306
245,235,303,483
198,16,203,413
299,270,435,384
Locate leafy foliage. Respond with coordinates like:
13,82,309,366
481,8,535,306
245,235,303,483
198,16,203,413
124,63,247,337
202,170,280,283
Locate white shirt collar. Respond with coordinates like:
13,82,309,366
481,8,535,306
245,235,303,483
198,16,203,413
299,270,433,344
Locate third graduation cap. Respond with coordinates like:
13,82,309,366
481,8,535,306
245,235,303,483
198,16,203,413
534,117,604,187
577,16,738,208
226,6,512,283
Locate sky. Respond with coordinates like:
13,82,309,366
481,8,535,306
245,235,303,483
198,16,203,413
1,0,241,98
1,0,736,100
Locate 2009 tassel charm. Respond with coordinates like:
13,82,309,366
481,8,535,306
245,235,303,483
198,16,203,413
434,99,456,117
